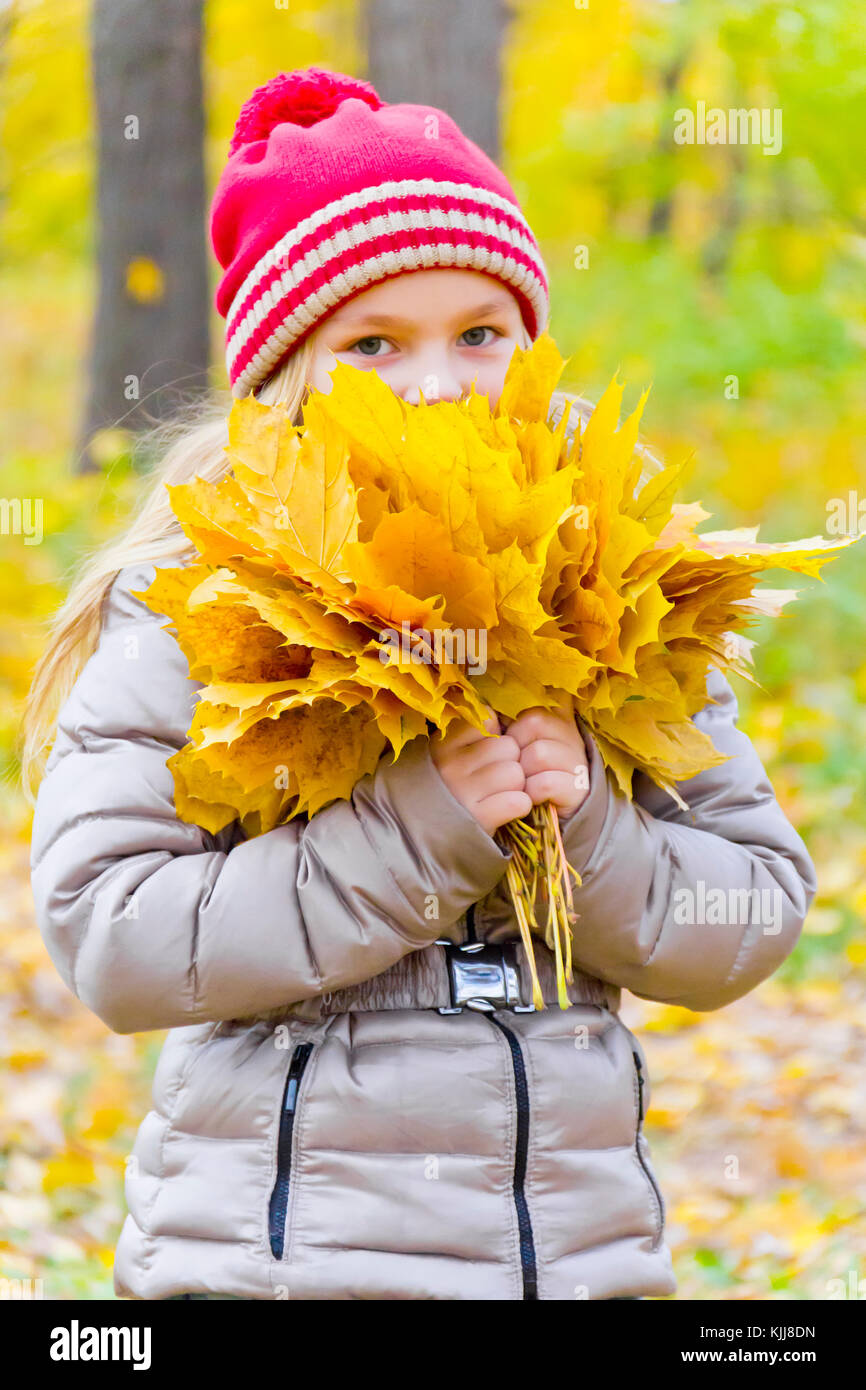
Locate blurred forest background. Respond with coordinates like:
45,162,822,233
1,0,865,1299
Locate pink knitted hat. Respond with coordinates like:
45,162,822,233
209,66,550,398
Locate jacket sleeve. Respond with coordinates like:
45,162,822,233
556,666,817,1011
29,561,511,1034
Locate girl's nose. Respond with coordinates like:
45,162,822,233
398,358,466,406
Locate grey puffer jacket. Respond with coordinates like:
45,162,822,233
30,555,817,1300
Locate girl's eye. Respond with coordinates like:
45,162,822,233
348,336,390,356
460,326,500,347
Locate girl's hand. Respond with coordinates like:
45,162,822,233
430,706,534,838
502,698,590,823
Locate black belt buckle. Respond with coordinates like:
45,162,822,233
434,940,536,1014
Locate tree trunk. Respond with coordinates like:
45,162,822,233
647,55,687,241
363,0,508,162
701,140,747,280
77,0,209,472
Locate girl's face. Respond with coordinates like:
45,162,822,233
305,268,528,409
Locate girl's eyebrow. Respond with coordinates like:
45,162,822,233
333,298,514,329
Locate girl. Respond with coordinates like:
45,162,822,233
23,67,816,1301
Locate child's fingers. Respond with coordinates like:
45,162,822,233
508,704,577,750
431,705,500,750
461,731,521,774
519,734,587,780
523,768,582,811
476,787,534,830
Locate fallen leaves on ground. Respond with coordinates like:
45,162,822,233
620,977,866,1300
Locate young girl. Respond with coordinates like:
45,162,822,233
24,67,817,1301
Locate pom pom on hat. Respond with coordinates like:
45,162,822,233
229,66,383,153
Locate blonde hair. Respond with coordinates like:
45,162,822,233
19,319,661,803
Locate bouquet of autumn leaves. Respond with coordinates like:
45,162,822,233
133,333,857,1010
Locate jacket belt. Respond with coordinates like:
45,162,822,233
280,937,617,1021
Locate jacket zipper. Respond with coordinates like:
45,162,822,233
268,1042,314,1260
486,1015,538,1299
632,1048,665,1244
